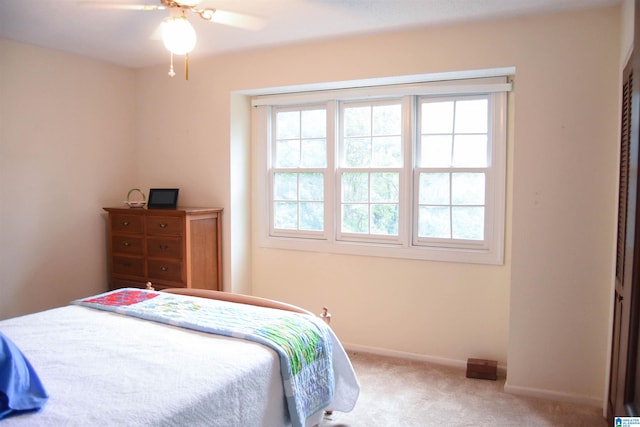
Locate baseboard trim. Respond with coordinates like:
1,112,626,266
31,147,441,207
344,342,601,408
343,342,507,376
503,382,602,408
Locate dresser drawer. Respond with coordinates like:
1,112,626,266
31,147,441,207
112,256,145,277
111,214,144,234
111,236,144,255
146,216,182,236
147,259,183,282
109,278,173,291
147,237,183,259
104,206,222,291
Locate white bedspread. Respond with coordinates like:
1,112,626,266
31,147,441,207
0,305,359,426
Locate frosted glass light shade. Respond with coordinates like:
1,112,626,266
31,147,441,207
175,0,202,6
162,15,196,55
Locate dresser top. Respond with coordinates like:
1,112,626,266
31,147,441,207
103,207,223,216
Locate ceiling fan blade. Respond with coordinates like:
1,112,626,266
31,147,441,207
199,9,265,31
78,2,165,11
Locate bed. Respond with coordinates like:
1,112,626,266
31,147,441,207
0,287,359,427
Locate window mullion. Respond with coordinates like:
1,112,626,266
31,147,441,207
400,95,414,248
326,100,337,242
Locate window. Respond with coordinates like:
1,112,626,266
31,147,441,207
271,107,327,236
338,100,404,243
254,75,510,264
415,96,491,248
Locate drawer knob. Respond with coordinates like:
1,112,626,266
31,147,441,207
122,221,129,226
159,244,169,251
160,266,168,271
159,223,168,228
123,242,131,247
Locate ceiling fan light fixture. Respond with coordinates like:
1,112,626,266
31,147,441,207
162,14,196,55
173,0,202,7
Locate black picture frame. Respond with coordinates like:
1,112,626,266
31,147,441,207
147,188,179,209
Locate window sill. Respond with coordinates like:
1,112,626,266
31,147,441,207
258,235,504,265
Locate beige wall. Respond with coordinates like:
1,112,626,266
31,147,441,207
622,0,635,64
134,6,619,405
0,40,136,319
506,6,620,403
0,4,620,409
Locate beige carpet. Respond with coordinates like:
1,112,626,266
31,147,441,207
320,352,607,427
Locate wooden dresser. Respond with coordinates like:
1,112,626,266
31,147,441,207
103,207,223,291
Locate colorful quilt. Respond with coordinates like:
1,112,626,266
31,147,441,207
73,288,334,427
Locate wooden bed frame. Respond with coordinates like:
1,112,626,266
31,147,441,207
161,287,315,316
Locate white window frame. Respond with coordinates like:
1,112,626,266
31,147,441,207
413,92,505,253
252,73,511,265
269,103,333,240
336,97,409,246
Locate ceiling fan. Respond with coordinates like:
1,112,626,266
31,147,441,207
83,0,265,79
86,0,264,30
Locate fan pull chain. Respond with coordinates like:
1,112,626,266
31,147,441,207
185,53,189,81
168,52,176,78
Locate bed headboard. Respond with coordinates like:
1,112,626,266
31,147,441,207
161,288,314,316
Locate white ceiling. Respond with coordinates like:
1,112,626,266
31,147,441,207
0,0,621,68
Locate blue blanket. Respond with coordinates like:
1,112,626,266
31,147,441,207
74,288,334,427
0,332,49,419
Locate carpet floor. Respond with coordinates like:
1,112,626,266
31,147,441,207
320,351,607,427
